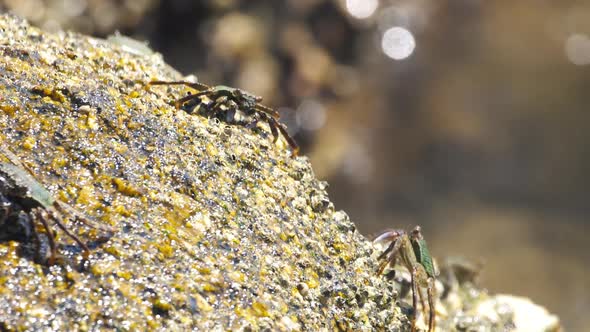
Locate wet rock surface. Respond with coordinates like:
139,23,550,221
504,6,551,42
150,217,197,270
0,14,401,331
0,14,560,331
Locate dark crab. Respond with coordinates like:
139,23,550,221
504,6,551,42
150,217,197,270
0,147,113,265
147,80,299,156
374,226,437,332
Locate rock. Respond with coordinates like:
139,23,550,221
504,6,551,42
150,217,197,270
475,295,561,332
0,14,561,331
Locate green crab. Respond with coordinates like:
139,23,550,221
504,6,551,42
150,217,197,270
147,80,299,156
374,226,437,332
0,146,113,265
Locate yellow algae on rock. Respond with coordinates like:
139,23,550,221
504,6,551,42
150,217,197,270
251,301,271,318
112,177,143,197
21,136,36,150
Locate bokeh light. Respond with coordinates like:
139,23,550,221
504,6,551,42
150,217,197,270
342,142,373,185
565,33,590,65
345,0,379,19
381,26,415,60
296,99,326,131
62,0,87,17
377,4,427,33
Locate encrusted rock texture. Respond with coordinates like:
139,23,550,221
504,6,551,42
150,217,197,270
0,14,559,331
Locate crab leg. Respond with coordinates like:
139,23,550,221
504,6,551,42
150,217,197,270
427,278,435,332
377,236,403,275
33,209,57,265
148,80,210,91
255,103,280,119
276,122,300,156
44,209,90,257
54,200,114,233
377,254,399,276
148,80,214,109
375,230,404,260
261,116,299,156
410,266,420,332
173,89,218,109
265,116,280,143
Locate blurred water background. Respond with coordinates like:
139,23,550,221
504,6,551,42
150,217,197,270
1,0,588,329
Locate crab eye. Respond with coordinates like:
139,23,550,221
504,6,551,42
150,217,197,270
255,96,262,102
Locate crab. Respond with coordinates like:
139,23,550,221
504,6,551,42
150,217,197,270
0,146,113,265
147,80,299,156
374,226,437,332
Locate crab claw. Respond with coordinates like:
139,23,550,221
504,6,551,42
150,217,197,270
373,229,405,244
